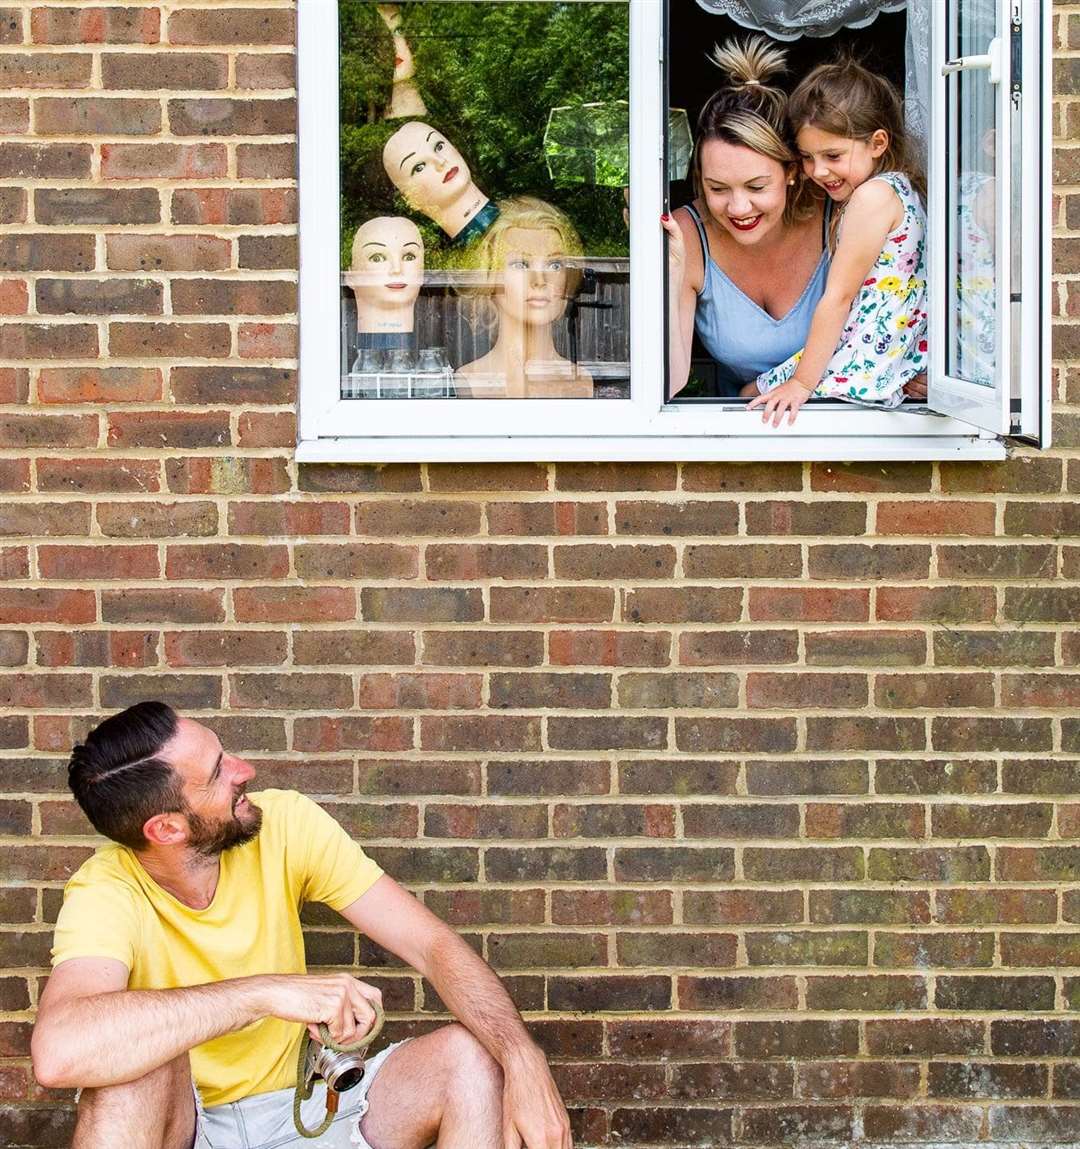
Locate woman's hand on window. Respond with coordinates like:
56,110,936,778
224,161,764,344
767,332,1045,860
747,377,816,427
661,212,687,285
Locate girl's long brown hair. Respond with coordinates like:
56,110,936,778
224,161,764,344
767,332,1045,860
788,56,926,202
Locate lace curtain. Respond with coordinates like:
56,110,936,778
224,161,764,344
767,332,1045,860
694,0,931,151
693,0,908,40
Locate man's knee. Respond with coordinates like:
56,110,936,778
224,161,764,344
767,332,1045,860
75,1056,194,1149
439,1023,502,1093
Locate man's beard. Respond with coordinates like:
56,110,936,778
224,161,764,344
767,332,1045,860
186,793,263,857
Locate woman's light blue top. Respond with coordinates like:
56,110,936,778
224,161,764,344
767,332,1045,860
685,201,832,384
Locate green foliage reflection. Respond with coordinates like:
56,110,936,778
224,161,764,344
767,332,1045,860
339,1,630,268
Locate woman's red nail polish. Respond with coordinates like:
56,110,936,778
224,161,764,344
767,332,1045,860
661,213,670,221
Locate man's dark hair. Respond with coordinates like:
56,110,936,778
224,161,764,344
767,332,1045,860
68,702,186,851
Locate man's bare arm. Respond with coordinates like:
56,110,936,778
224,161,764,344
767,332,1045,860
342,875,571,1149
32,957,381,1090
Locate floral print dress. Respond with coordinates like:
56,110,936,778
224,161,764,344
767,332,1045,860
754,171,928,408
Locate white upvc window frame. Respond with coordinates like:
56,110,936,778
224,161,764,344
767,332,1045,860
296,0,1050,463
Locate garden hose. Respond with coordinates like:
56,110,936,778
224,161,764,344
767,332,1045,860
293,1002,385,1139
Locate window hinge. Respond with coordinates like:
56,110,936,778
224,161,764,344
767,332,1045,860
1010,1,1022,105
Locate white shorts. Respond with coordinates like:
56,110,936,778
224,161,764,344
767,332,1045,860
193,1040,408,1149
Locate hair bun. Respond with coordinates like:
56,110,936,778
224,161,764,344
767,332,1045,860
707,34,787,90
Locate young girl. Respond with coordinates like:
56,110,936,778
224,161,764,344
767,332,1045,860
745,58,928,426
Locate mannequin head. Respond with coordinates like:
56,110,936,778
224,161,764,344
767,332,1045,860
347,215,424,333
383,121,489,238
383,122,470,213
469,197,583,331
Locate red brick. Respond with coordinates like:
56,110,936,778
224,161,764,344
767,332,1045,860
168,98,295,136
0,674,92,708
683,462,803,492
805,802,925,839
236,52,295,90
0,278,27,314
96,500,217,538
552,889,673,926
747,671,866,709
165,543,289,581
877,500,997,535
0,412,97,447
745,500,866,535
426,544,546,581
556,542,679,580
166,457,290,495
237,142,296,181
101,587,223,623
110,321,230,359
679,629,798,665
356,500,480,538
236,411,295,447
172,188,296,226
0,145,92,181
39,544,159,580
0,52,90,87
420,716,541,753
684,542,802,579
234,587,355,623
101,142,227,180
103,51,226,90
876,672,995,709
31,7,160,44
106,233,230,272
808,543,930,580
486,500,607,536
238,321,297,358
0,368,28,403
357,673,482,711
293,631,415,667
549,716,668,751
0,323,97,359
549,630,670,667
423,627,543,667
230,673,353,711
108,411,229,450
35,97,160,135
749,587,869,622
805,629,926,667
810,462,931,493
1002,673,1080,708
876,586,996,622
622,586,741,623
491,588,611,625
38,366,161,404
167,8,294,44
684,889,804,925
293,717,413,753
614,499,738,535
0,589,94,624
555,463,676,491
0,501,91,537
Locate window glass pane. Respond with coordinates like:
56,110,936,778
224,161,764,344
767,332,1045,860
946,0,998,388
338,0,631,401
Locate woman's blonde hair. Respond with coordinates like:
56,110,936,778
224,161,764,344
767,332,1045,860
789,56,926,201
461,196,584,332
693,35,818,226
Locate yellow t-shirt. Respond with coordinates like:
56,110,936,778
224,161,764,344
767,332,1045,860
51,789,383,1107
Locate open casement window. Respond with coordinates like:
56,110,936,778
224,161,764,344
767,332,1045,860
927,0,1050,444
296,0,1050,463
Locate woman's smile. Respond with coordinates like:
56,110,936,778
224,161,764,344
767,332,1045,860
728,213,762,232
442,166,460,184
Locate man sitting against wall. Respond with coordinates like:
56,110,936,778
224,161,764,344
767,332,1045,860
31,701,572,1149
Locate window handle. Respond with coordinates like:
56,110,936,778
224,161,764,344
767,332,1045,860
942,37,1002,83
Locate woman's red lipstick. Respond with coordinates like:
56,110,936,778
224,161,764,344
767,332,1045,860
443,166,459,184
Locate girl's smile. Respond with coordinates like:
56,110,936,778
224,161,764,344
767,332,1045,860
797,124,889,202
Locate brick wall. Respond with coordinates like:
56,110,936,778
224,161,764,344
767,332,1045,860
2,2,1080,1146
